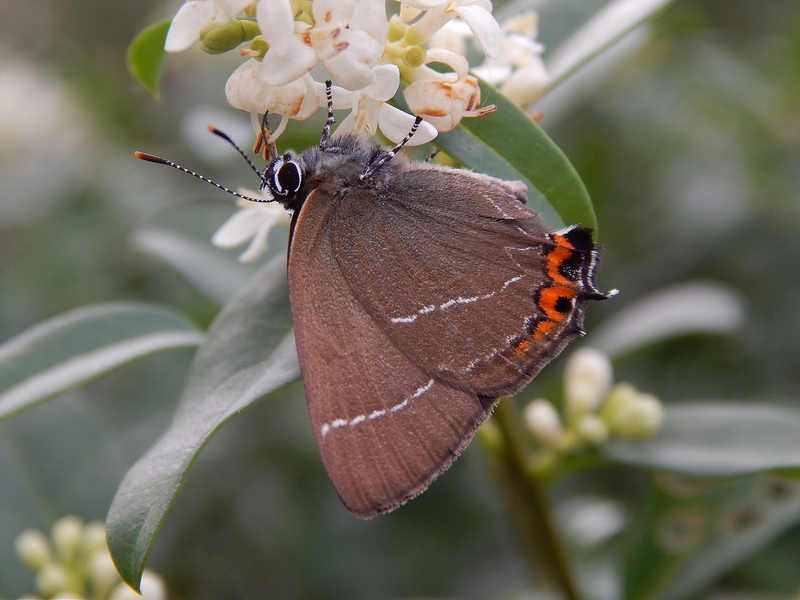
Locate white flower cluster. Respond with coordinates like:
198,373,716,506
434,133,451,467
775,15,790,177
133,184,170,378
15,516,166,600
164,0,548,146
524,348,664,458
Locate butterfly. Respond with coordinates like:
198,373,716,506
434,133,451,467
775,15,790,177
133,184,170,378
136,82,613,518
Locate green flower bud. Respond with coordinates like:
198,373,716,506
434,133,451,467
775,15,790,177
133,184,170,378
524,399,566,448
402,46,427,68
51,516,84,565
577,414,609,445
15,529,52,572
599,382,638,422
603,389,664,440
199,19,260,55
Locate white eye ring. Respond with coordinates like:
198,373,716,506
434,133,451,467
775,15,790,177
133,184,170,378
271,158,302,196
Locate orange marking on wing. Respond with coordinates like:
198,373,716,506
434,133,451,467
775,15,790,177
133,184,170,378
512,339,532,354
538,285,578,321
551,233,575,249
546,246,575,286
533,320,557,340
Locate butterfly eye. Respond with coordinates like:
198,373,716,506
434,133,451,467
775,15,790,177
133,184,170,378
273,161,302,196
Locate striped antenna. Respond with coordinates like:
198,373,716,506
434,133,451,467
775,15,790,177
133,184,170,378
206,125,262,178
134,152,274,204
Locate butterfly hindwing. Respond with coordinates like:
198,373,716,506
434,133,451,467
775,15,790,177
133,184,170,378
330,163,599,398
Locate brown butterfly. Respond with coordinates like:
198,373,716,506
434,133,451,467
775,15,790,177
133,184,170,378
136,82,614,518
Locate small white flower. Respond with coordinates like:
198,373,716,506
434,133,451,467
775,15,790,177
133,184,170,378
401,0,502,58
212,196,292,262
165,0,253,52
404,72,491,132
226,60,319,140
331,64,438,145
472,11,550,106
257,0,387,90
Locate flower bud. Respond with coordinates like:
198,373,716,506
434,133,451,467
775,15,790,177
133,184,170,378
613,394,664,440
51,516,84,565
199,19,260,55
577,414,609,445
89,551,122,600
81,521,107,558
524,399,566,448
564,348,613,423
15,529,52,572
36,563,74,597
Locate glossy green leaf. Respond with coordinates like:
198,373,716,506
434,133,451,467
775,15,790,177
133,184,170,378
604,402,800,475
434,78,596,230
106,254,300,590
0,303,203,420
127,19,171,99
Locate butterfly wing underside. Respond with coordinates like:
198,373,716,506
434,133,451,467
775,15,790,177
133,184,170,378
288,188,496,518
288,166,605,518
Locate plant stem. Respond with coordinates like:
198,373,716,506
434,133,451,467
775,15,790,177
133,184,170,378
492,398,582,600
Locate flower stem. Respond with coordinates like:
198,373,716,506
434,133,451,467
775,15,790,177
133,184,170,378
492,398,582,600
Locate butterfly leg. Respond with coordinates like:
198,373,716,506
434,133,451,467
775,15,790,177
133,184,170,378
360,116,423,180
319,80,336,151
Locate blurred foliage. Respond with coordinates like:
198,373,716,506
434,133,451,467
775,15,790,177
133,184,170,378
1,0,800,598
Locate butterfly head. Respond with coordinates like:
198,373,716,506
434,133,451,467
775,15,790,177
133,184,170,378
262,152,304,204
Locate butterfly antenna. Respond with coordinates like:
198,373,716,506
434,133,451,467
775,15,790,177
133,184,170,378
134,151,274,203
319,80,336,150
206,125,262,177
360,116,423,180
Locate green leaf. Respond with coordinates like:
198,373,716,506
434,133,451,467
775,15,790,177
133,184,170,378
0,303,203,420
590,281,745,358
545,0,676,89
106,254,300,590
604,402,800,476
623,474,800,600
434,78,596,230
127,19,171,99
130,203,275,305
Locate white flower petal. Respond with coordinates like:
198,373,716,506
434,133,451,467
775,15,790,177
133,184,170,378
378,104,437,145
425,47,469,80
456,4,502,58
401,0,447,9
216,0,253,21
165,1,216,52
256,0,295,49
313,0,356,26
360,64,400,101
259,40,318,86
323,30,380,90
350,0,389,45
212,207,265,247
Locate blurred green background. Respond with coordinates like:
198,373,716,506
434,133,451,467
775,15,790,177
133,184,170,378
1,0,799,597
